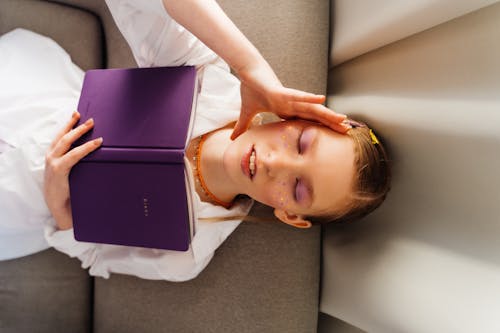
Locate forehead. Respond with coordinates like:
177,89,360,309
282,121,356,217
309,127,355,215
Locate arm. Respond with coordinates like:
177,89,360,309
162,0,350,138
43,111,102,230
162,0,266,79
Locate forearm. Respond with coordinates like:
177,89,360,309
50,204,73,231
162,0,276,79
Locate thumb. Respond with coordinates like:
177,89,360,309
230,112,254,140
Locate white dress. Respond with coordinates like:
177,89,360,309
0,0,253,281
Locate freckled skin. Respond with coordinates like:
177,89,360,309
276,130,295,207
271,128,297,208
272,130,296,208
272,178,292,208
221,120,356,217
280,127,297,151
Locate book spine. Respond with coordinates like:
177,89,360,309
81,147,185,164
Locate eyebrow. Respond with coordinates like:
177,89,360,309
302,127,319,208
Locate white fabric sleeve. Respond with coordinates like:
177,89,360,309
44,224,207,281
104,0,222,68
43,194,253,281
0,29,83,260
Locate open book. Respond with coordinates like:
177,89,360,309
69,66,199,251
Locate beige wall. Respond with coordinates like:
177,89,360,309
322,2,500,332
330,0,499,66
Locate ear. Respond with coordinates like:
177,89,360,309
273,209,312,229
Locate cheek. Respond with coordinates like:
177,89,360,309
278,126,297,152
266,180,293,209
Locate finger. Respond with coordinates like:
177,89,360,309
50,111,80,150
53,117,95,157
291,102,346,125
60,137,103,170
230,111,254,140
230,118,251,140
282,88,325,103
330,121,352,134
289,104,351,134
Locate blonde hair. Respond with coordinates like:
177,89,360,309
309,119,391,224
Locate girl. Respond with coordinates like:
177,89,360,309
0,0,390,281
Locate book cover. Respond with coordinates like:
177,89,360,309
69,66,198,251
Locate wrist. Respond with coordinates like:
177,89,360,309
233,48,266,76
236,58,281,87
50,204,73,230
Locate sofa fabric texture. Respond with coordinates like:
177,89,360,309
0,0,104,70
0,249,92,333
0,0,326,332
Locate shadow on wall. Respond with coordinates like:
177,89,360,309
321,3,500,331
326,119,500,267
329,1,500,101
325,1,500,268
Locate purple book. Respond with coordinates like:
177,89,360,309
69,66,198,251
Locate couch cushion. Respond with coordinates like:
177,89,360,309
0,1,98,332
219,0,330,95
37,0,137,68
0,0,103,70
0,249,92,333
0,0,326,332
94,218,321,333
89,0,328,329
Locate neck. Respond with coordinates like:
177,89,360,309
198,128,239,204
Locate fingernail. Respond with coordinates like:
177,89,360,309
73,111,80,117
95,137,103,145
85,118,94,125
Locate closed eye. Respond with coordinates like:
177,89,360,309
294,178,308,203
294,127,314,204
297,129,305,154
294,178,299,201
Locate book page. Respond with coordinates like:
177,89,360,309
184,157,197,239
184,71,200,239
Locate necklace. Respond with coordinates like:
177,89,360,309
193,134,233,209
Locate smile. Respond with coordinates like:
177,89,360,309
241,145,257,180
249,149,256,176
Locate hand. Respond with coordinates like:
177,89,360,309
231,61,350,140
43,111,103,230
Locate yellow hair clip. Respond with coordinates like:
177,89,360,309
369,129,380,145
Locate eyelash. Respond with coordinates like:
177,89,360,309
294,130,304,202
297,130,304,154
294,178,300,202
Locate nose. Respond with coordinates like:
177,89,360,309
260,149,299,179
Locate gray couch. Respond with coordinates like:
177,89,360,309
0,0,328,332
5,1,500,332
4,0,500,333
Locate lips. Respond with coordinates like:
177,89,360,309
241,144,255,180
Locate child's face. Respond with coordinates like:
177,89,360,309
223,120,356,226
